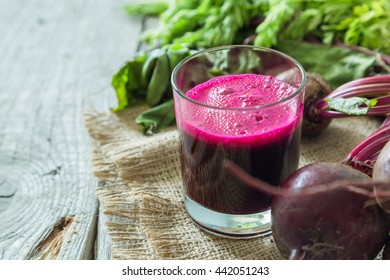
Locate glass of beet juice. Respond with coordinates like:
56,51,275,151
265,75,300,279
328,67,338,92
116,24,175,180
171,45,306,238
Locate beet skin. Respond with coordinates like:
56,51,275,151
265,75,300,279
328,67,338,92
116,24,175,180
272,162,390,260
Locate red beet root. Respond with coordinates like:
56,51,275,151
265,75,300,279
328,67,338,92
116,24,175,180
225,161,390,259
383,237,390,260
373,140,390,215
302,73,333,137
272,163,389,259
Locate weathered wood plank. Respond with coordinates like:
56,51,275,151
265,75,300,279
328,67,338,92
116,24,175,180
0,0,142,259
92,14,160,260
95,204,113,260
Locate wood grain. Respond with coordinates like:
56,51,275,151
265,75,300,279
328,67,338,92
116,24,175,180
0,0,141,259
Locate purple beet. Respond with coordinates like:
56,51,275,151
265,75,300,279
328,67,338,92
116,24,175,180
272,163,389,259
383,237,390,260
373,140,390,215
225,161,390,259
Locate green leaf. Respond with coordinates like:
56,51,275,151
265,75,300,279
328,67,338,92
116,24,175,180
208,47,261,76
165,43,191,72
281,8,323,41
276,40,376,88
111,64,130,112
134,0,254,48
325,97,378,115
254,0,302,47
124,1,168,16
111,54,148,111
135,99,176,135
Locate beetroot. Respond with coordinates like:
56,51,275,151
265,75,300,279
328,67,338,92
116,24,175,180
383,237,390,260
271,163,389,259
373,139,390,181
302,73,333,137
372,140,390,259
224,161,390,259
373,140,390,215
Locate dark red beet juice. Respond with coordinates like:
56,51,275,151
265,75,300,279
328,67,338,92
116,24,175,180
176,74,303,214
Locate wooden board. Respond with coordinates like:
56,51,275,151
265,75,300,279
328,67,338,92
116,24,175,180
0,0,142,259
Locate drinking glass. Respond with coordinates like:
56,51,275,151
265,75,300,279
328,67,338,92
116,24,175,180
171,45,306,238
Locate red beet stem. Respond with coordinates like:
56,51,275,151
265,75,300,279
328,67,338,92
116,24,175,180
342,116,390,176
223,160,390,198
326,83,390,99
331,76,390,94
314,75,390,118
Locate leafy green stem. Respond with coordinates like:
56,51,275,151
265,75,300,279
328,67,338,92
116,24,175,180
333,42,390,73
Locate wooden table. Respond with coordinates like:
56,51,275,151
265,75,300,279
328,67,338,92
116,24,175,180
0,0,141,259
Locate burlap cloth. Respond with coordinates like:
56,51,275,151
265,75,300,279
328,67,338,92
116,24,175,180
85,106,381,259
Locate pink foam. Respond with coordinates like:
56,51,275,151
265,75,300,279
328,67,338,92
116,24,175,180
179,74,302,146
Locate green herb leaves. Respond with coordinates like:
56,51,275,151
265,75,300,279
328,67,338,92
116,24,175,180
276,40,376,88
125,0,390,55
111,44,193,133
256,0,390,54
126,0,255,48
112,53,147,111
136,99,175,135
331,0,390,54
116,0,390,135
